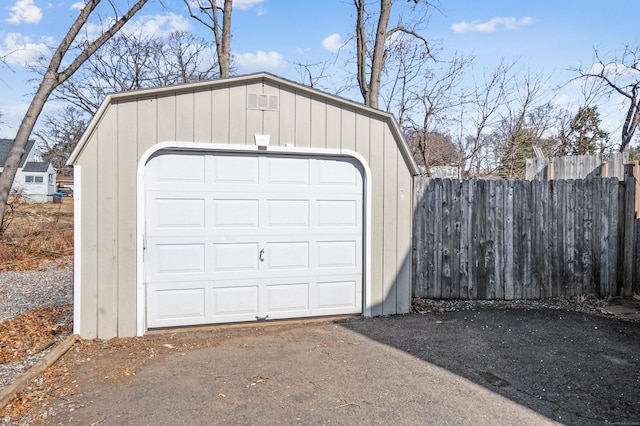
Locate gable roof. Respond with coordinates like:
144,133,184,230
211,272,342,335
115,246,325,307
0,139,36,168
23,161,51,173
68,72,419,175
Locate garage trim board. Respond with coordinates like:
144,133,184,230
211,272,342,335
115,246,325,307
136,142,372,335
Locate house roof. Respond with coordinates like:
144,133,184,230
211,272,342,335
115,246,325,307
67,72,419,175
23,161,51,173
0,139,36,168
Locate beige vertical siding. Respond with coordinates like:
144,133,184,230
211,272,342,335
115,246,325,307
368,118,386,316
116,100,139,337
194,89,213,142
95,107,119,338
73,75,416,338
396,147,413,314
211,89,230,143
77,134,98,338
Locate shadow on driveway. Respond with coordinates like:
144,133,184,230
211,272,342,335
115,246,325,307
340,307,640,425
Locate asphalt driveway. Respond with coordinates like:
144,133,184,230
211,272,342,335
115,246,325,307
45,306,640,425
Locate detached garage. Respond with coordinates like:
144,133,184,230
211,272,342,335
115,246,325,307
68,73,418,339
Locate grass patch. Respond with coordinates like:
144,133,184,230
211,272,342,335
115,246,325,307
0,195,73,271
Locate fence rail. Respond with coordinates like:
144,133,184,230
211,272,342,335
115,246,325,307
413,176,639,299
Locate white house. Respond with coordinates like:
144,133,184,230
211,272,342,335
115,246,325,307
0,139,56,203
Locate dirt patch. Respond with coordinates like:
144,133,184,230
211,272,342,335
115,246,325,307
0,196,73,271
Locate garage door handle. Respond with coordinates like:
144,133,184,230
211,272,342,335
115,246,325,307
259,248,265,262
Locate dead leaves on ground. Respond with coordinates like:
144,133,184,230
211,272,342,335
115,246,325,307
0,305,72,364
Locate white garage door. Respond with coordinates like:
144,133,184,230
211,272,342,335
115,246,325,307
144,151,364,328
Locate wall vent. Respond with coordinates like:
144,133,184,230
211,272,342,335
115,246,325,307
248,93,279,111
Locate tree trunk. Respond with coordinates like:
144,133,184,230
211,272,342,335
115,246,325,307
219,0,232,78
620,97,640,152
354,0,368,104
355,0,392,109
0,77,57,229
185,0,233,78
0,0,148,230
368,0,392,109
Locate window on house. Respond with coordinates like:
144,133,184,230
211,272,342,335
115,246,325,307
48,174,54,185
24,175,44,183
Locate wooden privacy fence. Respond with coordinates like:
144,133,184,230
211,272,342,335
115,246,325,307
526,152,629,181
413,176,640,300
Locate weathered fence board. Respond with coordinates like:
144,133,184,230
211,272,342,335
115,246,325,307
526,152,630,181
413,177,639,299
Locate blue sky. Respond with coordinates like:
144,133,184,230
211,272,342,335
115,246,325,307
0,0,638,139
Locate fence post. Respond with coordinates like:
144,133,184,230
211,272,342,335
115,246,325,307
622,165,637,296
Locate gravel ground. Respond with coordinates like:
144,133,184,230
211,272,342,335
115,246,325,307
0,257,73,323
0,256,73,407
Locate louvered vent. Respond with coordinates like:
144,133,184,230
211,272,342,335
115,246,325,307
248,94,279,111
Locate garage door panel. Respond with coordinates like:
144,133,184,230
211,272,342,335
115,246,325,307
146,284,208,328
266,242,309,270
317,160,360,186
317,200,359,227
212,286,259,316
213,156,259,184
266,157,309,185
317,241,358,268
213,243,259,272
156,154,206,184
212,199,259,228
153,198,206,229
266,283,309,312
317,280,358,309
154,243,205,274
267,199,309,227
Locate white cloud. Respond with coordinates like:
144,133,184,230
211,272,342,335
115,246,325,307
0,33,51,66
233,50,286,74
6,0,43,24
587,61,634,78
322,33,347,52
234,0,264,11
553,94,573,107
84,12,190,39
70,1,85,11
451,16,532,34
125,12,190,37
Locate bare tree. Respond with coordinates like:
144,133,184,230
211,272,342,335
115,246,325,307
291,59,335,90
576,45,640,152
456,61,514,177
48,30,217,116
400,52,471,173
405,129,460,169
0,0,149,230
495,72,557,179
184,0,233,78
354,0,433,109
34,106,89,173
